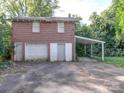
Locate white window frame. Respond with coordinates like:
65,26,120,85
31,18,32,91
58,22,64,33
32,21,40,33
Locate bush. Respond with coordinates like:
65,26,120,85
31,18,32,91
0,61,12,69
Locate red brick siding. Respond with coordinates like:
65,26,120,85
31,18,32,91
12,21,75,61
13,21,75,42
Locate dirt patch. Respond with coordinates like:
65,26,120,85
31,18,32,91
0,61,124,93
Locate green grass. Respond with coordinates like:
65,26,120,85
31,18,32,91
104,57,124,67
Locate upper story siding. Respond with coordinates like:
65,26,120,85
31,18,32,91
12,21,75,43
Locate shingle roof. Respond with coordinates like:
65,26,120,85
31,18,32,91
12,16,78,22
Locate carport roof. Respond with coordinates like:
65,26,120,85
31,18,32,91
75,35,105,44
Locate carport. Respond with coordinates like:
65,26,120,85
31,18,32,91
75,35,105,61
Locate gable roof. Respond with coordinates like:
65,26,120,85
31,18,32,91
12,17,78,22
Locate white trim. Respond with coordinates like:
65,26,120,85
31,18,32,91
50,43,58,61
32,21,40,33
14,42,23,61
58,22,64,33
65,43,72,61
75,35,105,61
75,35,105,44
91,44,93,57
74,37,76,61
84,45,87,56
102,42,104,61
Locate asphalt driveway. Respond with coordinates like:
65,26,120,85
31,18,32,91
0,61,124,93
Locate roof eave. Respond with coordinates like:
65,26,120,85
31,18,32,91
12,17,78,22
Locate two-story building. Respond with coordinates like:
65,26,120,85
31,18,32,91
12,17,77,62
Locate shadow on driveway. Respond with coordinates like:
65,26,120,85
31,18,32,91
0,61,124,93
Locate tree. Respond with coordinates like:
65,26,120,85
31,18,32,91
0,13,11,61
0,0,59,61
89,10,123,56
1,0,59,17
76,24,92,38
76,2,124,57
28,0,59,16
89,12,108,40
115,0,124,39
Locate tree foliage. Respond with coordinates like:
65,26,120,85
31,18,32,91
0,14,11,61
0,0,59,61
0,0,124,61
1,0,59,17
75,0,124,57
115,0,124,39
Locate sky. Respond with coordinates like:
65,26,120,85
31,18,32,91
54,0,112,24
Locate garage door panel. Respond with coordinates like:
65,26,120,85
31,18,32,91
65,43,72,61
25,43,48,60
14,42,23,61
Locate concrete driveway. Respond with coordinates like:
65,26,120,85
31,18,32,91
0,61,124,93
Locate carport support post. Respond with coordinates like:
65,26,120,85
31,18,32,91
91,44,93,57
102,42,104,61
84,45,86,56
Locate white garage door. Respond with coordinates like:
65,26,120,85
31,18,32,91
25,43,48,60
50,43,72,61
14,42,23,61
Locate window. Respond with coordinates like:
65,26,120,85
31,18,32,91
58,22,64,33
32,21,40,32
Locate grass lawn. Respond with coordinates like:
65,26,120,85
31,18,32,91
104,57,124,67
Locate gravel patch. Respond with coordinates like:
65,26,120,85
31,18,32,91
0,61,124,93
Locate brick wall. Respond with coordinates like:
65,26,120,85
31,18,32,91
12,21,75,61
12,21,75,43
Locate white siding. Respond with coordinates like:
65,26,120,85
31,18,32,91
58,22,64,33
32,21,40,32
14,42,23,61
58,44,65,61
25,43,48,60
50,43,58,61
65,43,72,61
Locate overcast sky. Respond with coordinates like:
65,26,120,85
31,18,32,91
55,0,112,24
